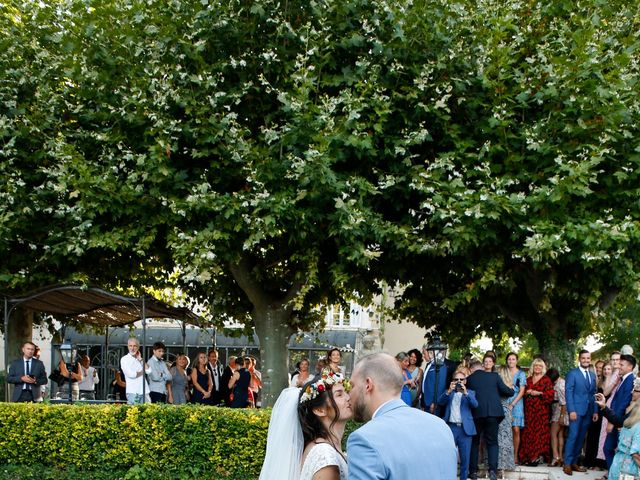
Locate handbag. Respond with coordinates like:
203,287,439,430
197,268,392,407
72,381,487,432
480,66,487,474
48,369,66,386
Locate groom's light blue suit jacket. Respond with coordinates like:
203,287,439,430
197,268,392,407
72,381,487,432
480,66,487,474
347,398,457,480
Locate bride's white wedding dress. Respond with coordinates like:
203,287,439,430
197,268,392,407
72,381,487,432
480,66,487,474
300,443,348,480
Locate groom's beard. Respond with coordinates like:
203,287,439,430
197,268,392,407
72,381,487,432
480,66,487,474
353,394,369,423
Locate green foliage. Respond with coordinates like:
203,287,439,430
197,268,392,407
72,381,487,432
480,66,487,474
379,0,640,357
2,0,640,397
0,404,269,478
595,293,640,357
0,464,247,480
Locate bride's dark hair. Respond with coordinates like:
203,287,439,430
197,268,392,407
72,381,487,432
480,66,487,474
298,378,342,446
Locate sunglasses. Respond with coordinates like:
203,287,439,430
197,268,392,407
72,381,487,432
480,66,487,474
453,378,466,381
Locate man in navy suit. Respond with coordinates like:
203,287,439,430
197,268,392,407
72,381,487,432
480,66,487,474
466,357,514,480
421,343,448,416
347,353,457,480
562,349,598,475
603,353,636,469
439,369,478,480
7,341,48,402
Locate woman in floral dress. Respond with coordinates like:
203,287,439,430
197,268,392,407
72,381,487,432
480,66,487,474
519,358,555,465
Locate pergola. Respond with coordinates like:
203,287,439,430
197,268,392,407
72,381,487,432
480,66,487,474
3,284,207,402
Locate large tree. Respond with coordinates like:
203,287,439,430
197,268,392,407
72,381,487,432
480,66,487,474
380,0,640,369
2,0,639,396
1,0,423,404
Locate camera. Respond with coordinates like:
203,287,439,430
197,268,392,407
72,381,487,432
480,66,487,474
455,382,463,392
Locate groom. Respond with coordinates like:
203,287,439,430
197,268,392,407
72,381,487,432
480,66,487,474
347,353,457,479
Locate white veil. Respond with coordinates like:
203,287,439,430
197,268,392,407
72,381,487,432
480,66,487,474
259,387,304,480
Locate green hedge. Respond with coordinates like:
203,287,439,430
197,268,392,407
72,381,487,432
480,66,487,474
0,403,269,479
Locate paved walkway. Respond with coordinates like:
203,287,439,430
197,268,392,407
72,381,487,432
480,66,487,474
477,465,606,480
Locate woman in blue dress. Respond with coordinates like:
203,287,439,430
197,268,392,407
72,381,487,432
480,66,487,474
396,352,413,406
506,352,526,465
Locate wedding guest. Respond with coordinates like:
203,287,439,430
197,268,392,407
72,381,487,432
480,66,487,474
496,366,516,472
315,357,328,375
228,356,251,408
191,351,213,405
56,355,83,401
420,343,449,417
599,383,640,480
206,349,224,406
506,352,527,465
597,362,615,467
439,368,477,480
220,356,236,406
77,354,99,400
466,357,514,480
249,356,263,408
603,354,636,469
148,342,173,404
396,352,413,406
547,368,568,467
7,341,48,403
603,352,622,397
110,367,126,401
407,348,424,406
519,358,554,466
290,358,312,388
120,337,150,404
585,361,607,469
169,353,190,404
327,348,344,374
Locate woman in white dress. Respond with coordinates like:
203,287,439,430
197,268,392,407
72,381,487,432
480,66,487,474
259,369,352,480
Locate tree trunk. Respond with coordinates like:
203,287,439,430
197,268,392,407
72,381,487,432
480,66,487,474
533,320,576,375
253,305,293,407
4,307,34,402
229,255,301,407
7,307,33,360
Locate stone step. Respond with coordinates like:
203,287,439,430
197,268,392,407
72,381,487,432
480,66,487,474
473,465,605,480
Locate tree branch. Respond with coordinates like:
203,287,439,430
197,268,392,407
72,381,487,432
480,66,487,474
228,254,269,309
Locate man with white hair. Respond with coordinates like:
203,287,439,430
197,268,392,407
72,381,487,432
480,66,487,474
120,337,151,404
347,353,457,479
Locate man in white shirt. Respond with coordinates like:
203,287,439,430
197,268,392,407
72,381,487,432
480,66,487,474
77,354,100,400
120,337,151,404
148,342,173,403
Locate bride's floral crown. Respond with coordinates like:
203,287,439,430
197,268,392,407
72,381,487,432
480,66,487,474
299,368,351,404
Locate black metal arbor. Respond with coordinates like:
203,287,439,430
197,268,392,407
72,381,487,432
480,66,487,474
3,284,205,402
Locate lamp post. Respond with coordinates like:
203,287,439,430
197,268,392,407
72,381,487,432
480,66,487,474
426,336,448,413
59,341,76,404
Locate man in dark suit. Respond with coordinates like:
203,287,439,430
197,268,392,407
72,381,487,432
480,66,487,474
466,357,514,480
219,355,236,406
439,369,478,480
603,353,636,469
563,349,598,475
206,349,224,406
421,343,448,417
7,341,48,402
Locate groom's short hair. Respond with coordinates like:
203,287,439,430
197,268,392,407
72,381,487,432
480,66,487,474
354,353,403,394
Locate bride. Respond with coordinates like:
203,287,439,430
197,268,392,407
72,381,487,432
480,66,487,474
259,369,352,480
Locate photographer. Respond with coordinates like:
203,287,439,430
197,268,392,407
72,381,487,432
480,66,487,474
439,369,478,480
